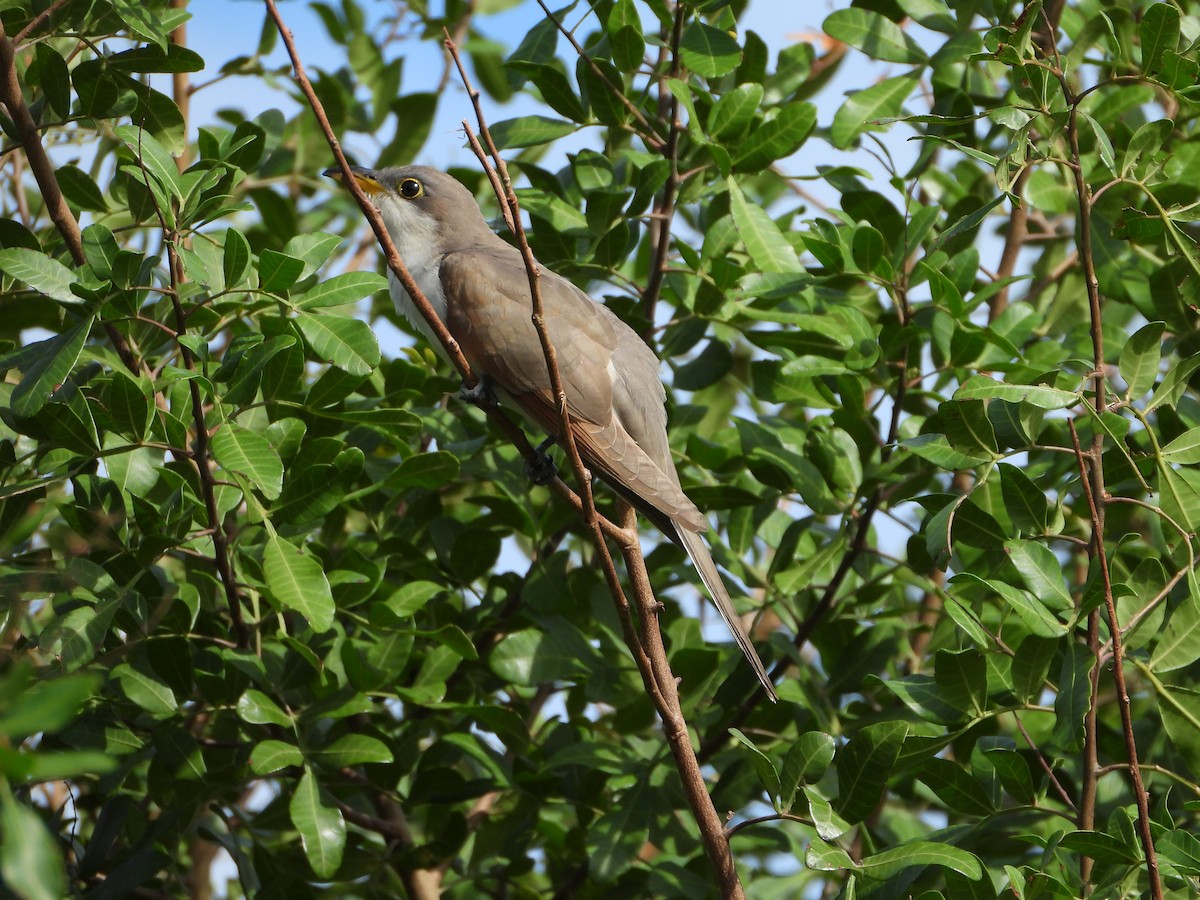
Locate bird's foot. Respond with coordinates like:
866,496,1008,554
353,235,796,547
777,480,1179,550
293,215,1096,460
459,376,498,410
524,435,559,485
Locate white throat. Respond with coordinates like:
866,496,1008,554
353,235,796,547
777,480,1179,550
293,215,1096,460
375,197,450,359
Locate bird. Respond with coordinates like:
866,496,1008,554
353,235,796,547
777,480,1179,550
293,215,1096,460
324,164,777,701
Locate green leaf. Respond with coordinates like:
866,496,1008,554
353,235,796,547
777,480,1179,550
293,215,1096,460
263,534,335,632
296,272,388,310
732,101,816,172
983,744,1035,804
901,434,995,469
296,313,381,376
488,116,577,150
283,233,344,282
708,83,763,139
289,768,345,878
999,463,1049,534
56,165,107,212
1053,643,1094,752
1058,830,1141,864
379,93,439,166
1146,352,1200,412
1160,683,1200,775
934,648,987,715
313,734,393,766
10,317,93,418
917,757,994,816
237,689,292,726
223,229,252,288
824,8,926,64
0,781,67,900
588,780,651,883
250,740,303,775
112,664,177,717
954,375,1079,410
211,424,283,499
258,250,305,293
680,22,742,78
860,840,984,880
1011,635,1060,704
835,721,907,823
930,194,1006,252
1119,321,1164,400
1005,540,1073,611
730,728,781,802
0,248,81,305
32,44,71,118
106,44,205,73
1150,572,1200,673
489,624,591,686
1159,829,1200,875
780,732,836,809
1158,465,1200,533
1160,426,1200,464
972,574,1067,637
727,177,802,273
1141,2,1180,75
607,0,644,71
115,125,182,200
831,73,921,149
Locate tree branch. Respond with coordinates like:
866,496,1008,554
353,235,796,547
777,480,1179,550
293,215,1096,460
444,30,747,899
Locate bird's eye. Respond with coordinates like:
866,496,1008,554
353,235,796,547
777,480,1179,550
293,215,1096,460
399,178,423,199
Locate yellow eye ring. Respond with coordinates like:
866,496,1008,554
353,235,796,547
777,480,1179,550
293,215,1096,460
399,178,423,199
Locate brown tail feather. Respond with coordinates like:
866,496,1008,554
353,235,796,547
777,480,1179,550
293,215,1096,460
675,526,778,702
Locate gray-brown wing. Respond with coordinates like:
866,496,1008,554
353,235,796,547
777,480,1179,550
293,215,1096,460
440,246,705,531
441,246,616,426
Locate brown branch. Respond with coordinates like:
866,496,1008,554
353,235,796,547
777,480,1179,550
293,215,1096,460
1069,420,1160,898
445,37,631,560
128,123,249,647
170,0,190,172
0,21,142,376
12,0,72,46
445,30,747,899
991,166,1032,322
336,767,440,899
1012,710,1077,813
619,505,744,898
532,0,665,151
640,2,685,327
0,24,83,261
262,0,601,531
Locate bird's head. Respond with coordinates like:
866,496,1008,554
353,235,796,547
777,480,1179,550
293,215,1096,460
322,164,492,254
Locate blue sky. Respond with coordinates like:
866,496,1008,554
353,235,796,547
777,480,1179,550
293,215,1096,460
185,0,895,174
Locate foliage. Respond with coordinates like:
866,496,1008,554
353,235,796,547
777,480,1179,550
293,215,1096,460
1,0,1199,897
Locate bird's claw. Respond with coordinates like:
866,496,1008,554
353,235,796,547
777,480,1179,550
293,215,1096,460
459,376,498,410
524,435,559,485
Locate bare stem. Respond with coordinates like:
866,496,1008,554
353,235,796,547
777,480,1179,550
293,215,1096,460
1069,420,1161,898
445,28,747,899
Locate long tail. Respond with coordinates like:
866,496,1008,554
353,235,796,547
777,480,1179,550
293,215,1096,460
675,526,778,702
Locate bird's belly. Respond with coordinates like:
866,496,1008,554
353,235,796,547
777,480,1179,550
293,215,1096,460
388,271,451,365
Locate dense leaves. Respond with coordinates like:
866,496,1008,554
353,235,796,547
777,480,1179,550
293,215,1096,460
1,0,1198,898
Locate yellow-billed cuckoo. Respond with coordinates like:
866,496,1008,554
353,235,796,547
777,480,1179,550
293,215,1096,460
325,164,776,701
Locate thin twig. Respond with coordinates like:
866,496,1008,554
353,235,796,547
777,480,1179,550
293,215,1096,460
533,0,665,151
0,22,141,375
640,3,684,326
170,0,190,172
445,28,747,900
129,122,249,647
1069,420,1161,897
262,0,594,525
12,0,72,46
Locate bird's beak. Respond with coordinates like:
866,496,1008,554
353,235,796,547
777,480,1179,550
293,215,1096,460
322,164,386,196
